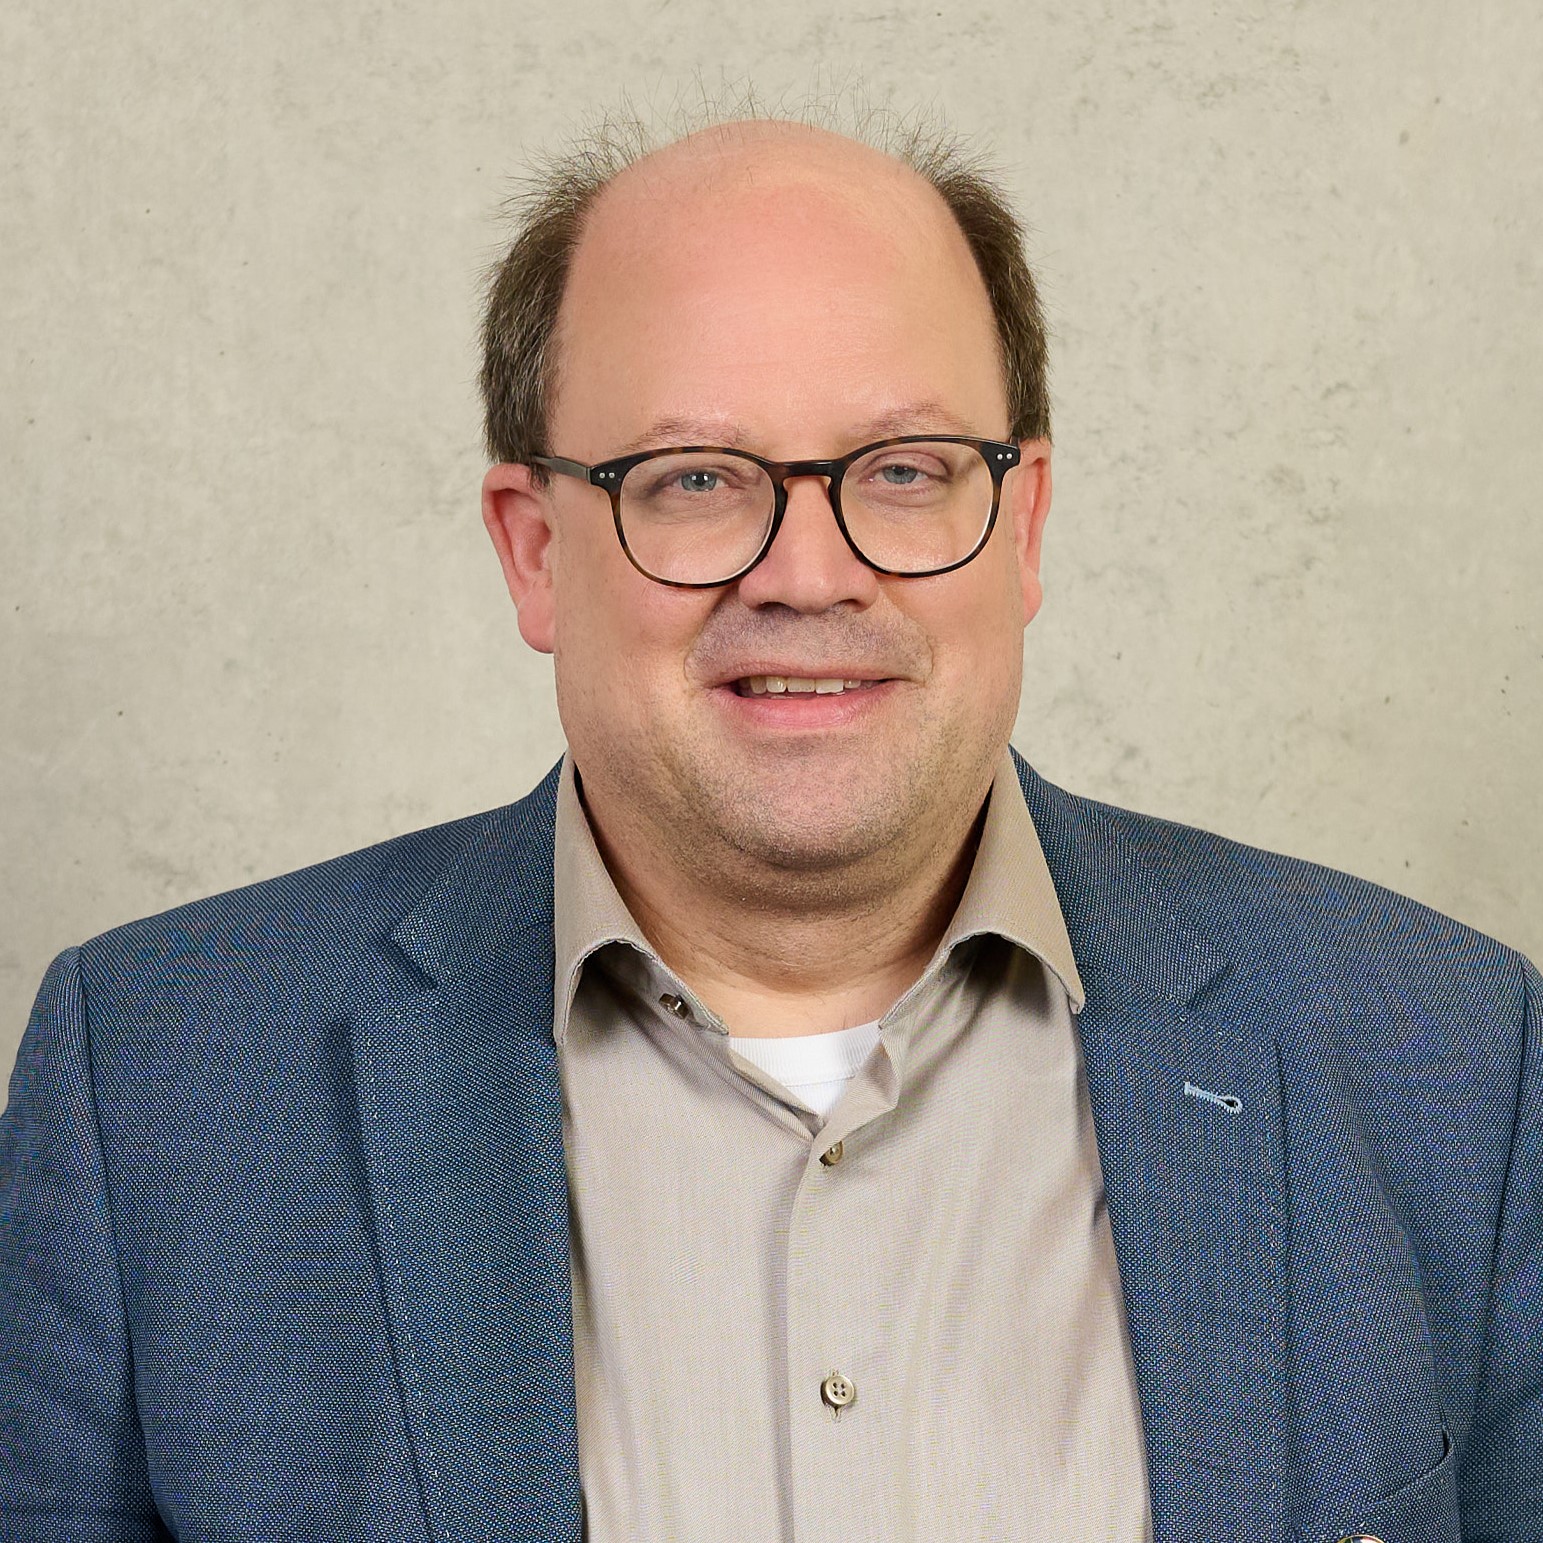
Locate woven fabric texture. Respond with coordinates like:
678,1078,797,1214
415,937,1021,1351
1,753,1538,1541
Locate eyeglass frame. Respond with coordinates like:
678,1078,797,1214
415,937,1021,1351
529,434,1023,588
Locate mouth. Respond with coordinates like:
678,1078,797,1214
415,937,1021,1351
714,673,899,732
731,675,888,697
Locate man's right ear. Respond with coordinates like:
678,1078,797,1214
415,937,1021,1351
482,462,557,655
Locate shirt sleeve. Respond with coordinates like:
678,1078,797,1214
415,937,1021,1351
0,947,170,1540
1460,952,1543,1540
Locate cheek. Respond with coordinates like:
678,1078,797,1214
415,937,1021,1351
550,549,703,732
552,517,644,658
925,551,1026,675
550,543,635,742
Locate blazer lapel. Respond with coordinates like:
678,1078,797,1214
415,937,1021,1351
349,764,583,1543
1020,755,1289,1543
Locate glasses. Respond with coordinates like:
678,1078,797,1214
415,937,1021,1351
530,435,1021,588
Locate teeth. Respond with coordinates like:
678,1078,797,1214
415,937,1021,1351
737,675,879,696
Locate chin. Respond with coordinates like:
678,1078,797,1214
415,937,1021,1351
698,782,917,876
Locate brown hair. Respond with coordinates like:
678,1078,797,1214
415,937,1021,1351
479,91,1051,478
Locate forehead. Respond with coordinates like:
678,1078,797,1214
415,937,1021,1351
551,122,1005,449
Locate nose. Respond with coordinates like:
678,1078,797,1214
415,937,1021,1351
732,472,882,613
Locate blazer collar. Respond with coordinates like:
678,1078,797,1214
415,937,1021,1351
388,762,562,985
1013,747,1228,1008
354,754,1287,1543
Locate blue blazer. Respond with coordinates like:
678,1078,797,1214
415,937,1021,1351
3,754,1539,1542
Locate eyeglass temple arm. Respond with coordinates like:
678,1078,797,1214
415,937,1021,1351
529,454,594,484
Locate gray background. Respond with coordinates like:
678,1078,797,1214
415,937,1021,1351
4,2,1540,1084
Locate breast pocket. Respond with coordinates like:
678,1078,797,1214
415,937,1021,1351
1294,1428,1458,1543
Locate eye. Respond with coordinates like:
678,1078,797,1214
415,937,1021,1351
627,455,764,510
864,453,950,488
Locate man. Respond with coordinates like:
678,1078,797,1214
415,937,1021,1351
1,107,1538,1542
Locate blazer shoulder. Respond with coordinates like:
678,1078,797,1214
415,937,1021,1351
1021,758,1532,1012
72,765,562,1015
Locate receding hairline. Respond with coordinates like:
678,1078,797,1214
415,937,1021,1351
497,89,1007,252
599,113,932,191
510,83,991,172
574,114,983,289
479,88,1052,467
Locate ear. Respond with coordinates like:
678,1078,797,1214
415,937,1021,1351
1009,439,1053,626
482,462,557,654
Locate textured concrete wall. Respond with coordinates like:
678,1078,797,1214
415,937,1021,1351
4,2,1540,1081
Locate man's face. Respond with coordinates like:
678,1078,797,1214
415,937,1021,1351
485,124,1051,889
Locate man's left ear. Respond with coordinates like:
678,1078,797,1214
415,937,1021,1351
1010,439,1053,625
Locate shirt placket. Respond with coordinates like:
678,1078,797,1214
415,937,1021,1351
780,991,935,1543
622,949,952,1543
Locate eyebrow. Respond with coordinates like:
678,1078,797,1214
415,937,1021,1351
611,402,986,458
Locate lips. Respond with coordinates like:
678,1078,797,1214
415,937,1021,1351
715,674,898,728
733,675,884,696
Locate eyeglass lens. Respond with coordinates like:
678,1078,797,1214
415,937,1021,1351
618,442,995,584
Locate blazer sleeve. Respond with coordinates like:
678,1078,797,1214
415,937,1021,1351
0,947,170,1540
1460,953,1543,1539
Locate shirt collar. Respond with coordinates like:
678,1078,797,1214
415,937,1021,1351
552,754,658,1046
929,749,1085,1012
551,748,1085,1046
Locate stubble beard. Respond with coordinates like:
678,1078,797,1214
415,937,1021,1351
646,700,1004,917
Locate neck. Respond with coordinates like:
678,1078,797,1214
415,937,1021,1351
577,775,990,1038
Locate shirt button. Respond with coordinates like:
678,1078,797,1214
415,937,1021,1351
1335,1537,1386,1543
658,993,690,1019
820,1372,856,1413
819,1139,845,1166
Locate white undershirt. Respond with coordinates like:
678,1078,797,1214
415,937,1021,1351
725,1019,883,1118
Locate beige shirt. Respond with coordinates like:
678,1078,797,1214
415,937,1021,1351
553,751,1153,1542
